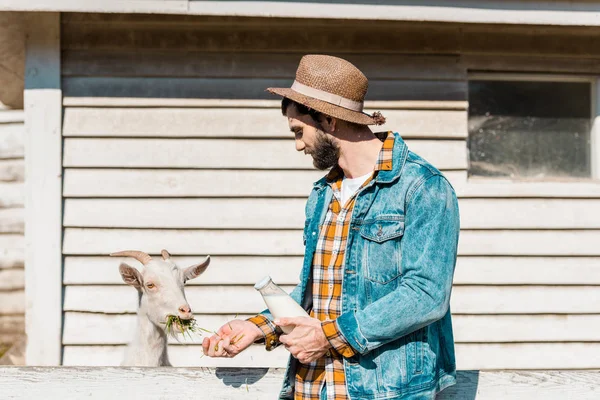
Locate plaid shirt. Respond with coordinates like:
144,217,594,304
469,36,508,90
250,132,395,400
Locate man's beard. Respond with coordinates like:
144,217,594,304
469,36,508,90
309,129,340,171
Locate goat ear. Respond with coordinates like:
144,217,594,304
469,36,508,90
119,263,143,290
182,255,210,283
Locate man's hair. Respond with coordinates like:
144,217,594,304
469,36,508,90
281,98,368,130
281,98,324,123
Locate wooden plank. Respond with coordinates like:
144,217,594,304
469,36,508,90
453,256,600,285
456,343,600,370
62,313,255,345
61,21,460,54
63,285,600,314
62,107,467,139
460,177,600,199
62,138,467,170
63,169,325,198
59,343,600,369
0,235,23,270
62,51,466,80
440,370,600,400
63,255,600,286
62,312,600,345
64,169,600,199
62,228,304,256
62,77,467,102
62,228,600,256
23,12,62,366
1,368,599,400
62,98,468,110
0,110,24,124
0,182,23,208
64,198,600,230
63,198,306,229
0,208,23,233
462,54,600,74
0,268,23,291
0,290,24,314
459,199,600,229
0,160,25,182
458,230,600,256
0,123,24,159
63,344,288,368
60,19,600,56
63,255,303,286
0,315,24,335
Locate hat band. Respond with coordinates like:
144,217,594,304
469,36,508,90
291,81,364,112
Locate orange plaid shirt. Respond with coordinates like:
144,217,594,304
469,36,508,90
250,132,395,400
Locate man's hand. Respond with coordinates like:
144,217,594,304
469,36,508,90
276,317,332,364
202,319,263,358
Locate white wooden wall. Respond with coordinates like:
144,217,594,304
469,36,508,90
57,13,600,369
0,109,25,346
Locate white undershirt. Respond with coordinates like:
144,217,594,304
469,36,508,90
340,172,372,206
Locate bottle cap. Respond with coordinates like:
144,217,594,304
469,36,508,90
254,275,272,291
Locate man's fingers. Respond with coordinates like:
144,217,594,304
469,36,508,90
202,337,210,356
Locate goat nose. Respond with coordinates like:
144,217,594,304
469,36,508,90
178,305,192,318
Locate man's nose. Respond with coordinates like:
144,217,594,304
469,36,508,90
178,304,193,320
295,139,305,152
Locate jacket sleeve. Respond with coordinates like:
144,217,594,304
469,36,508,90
335,174,460,355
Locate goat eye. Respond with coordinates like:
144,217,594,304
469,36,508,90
146,283,155,289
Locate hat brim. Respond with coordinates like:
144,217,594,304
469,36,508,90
266,87,379,126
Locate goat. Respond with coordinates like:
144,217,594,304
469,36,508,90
110,249,210,366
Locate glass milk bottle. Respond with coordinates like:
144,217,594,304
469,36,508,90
254,276,309,334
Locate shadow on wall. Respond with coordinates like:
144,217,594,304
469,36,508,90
437,370,479,400
215,367,270,388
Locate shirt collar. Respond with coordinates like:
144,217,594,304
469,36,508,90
324,131,395,184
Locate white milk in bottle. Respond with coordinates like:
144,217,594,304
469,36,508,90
254,276,309,334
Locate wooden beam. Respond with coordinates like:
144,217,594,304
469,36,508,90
63,255,600,286
23,12,62,365
62,138,467,170
63,198,600,230
0,160,24,182
62,228,600,256
62,312,600,345
4,1,600,27
0,367,598,399
63,285,600,315
59,343,600,369
62,107,468,139
0,367,599,399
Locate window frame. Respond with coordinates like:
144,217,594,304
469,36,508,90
467,73,600,181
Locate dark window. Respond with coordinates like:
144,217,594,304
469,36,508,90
468,80,592,179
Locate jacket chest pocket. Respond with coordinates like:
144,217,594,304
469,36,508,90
358,217,404,285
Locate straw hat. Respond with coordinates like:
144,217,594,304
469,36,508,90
267,55,386,126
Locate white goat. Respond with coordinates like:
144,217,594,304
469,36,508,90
110,249,210,366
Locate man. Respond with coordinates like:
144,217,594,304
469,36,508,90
202,55,460,400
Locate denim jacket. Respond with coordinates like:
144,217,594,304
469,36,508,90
276,133,460,399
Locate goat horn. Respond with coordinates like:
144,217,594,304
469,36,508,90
110,250,152,265
161,249,171,260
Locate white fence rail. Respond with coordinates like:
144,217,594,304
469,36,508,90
0,368,599,399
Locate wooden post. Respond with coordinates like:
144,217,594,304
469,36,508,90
23,12,62,365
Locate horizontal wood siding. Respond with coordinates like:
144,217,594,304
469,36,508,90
59,14,600,369
0,110,24,346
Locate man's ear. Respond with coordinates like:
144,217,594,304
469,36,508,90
182,256,210,283
320,115,337,134
119,263,143,290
